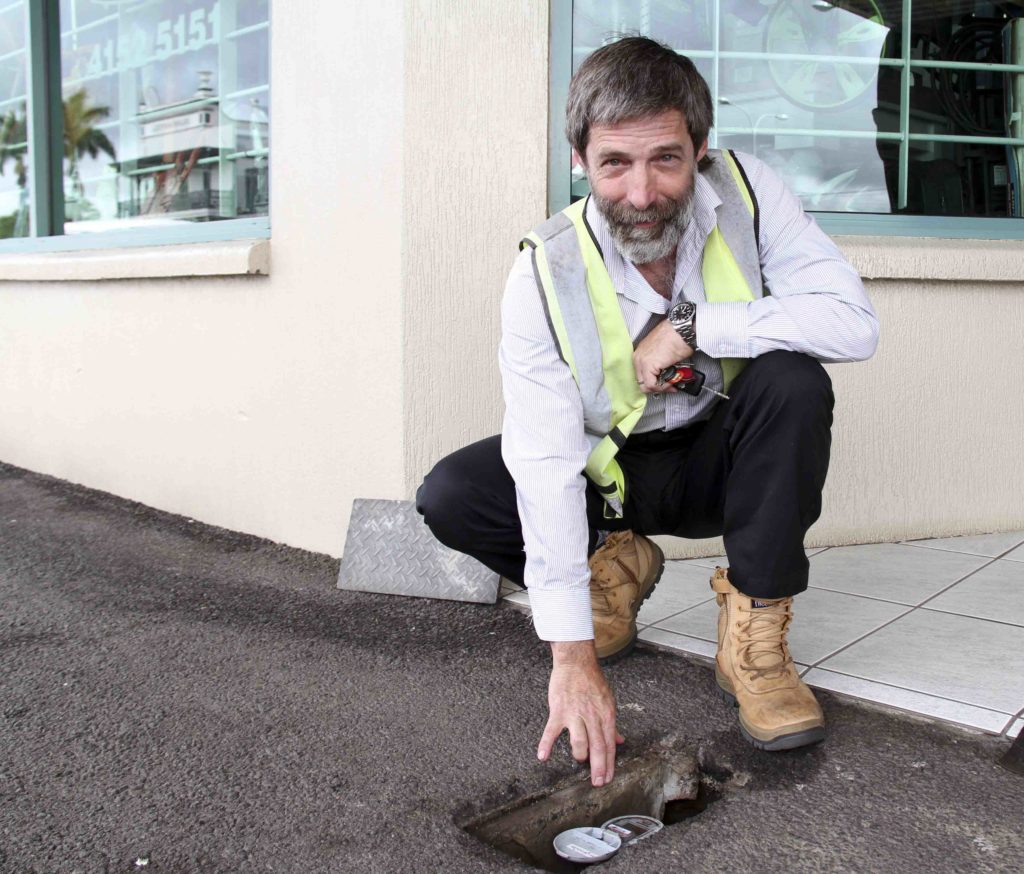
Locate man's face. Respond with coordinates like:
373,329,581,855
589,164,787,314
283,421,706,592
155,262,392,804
579,109,707,265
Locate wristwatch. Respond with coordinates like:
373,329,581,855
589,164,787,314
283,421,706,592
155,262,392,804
668,301,698,350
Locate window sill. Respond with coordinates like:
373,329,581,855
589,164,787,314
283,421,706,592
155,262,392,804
833,235,1024,283
0,238,270,282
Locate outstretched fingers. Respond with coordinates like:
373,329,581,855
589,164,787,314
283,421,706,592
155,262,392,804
542,641,621,787
537,716,562,762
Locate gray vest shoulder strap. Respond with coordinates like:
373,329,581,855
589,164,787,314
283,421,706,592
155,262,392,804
701,149,765,298
528,210,575,245
522,200,612,438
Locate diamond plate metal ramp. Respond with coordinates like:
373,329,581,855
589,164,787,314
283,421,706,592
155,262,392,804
337,499,500,604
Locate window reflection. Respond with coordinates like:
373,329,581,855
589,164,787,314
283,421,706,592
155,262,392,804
59,0,269,233
572,0,1024,219
0,0,30,239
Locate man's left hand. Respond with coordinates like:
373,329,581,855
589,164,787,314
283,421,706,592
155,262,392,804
633,319,694,393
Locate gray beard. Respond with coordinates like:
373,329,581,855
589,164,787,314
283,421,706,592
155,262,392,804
591,185,696,265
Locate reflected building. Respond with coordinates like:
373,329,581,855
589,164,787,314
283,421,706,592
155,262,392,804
111,71,269,221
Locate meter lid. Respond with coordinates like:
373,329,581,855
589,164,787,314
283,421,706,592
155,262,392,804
552,826,622,864
600,814,664,846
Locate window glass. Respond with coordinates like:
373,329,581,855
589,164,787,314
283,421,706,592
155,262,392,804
571,0,1024,220
58,0,269,234
0,0,30,239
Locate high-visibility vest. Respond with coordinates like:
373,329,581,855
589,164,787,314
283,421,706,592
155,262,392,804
519,149,764,518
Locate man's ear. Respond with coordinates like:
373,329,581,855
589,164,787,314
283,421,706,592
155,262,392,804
572,148,586,170
696,139,709,163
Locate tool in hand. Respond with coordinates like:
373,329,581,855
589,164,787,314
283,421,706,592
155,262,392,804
657,363,730,400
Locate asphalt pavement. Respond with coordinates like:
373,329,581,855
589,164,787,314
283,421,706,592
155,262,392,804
1,462,1022,873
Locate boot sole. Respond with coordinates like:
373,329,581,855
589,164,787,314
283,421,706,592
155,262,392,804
716,683,826,752
597,541,666,666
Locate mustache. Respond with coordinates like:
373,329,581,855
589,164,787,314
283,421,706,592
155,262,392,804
601,196,683,227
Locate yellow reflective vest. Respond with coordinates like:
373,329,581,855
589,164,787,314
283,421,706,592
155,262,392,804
519,149,764,518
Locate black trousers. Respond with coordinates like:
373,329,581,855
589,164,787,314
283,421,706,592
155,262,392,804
416,351,834,599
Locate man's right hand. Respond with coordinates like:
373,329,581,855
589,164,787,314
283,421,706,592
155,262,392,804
537,640,624,787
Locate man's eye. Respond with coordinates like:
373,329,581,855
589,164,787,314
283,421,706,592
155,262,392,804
605,158,622,167
660,154,678,162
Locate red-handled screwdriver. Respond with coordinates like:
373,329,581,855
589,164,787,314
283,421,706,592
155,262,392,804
657,363,730,401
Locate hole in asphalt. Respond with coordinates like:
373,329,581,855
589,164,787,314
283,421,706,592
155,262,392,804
460,739,720,872
662,780,722,825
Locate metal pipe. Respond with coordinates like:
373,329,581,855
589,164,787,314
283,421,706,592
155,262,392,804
224,22,269,40
719,125,1024,147
710,1,721,149
898,0,912,210
910,58,1024,73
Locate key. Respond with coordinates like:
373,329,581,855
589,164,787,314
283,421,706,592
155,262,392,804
657,364,730,401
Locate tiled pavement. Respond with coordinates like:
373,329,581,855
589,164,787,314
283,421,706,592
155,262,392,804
500,530,1024,741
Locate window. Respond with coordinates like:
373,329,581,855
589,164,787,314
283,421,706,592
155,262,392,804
0,0,269,252
554,0,1024,238
0,1,30,240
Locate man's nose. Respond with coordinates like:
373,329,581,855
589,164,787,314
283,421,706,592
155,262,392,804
625,165,657,211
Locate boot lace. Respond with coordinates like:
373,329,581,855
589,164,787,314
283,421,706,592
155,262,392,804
589,532,636,616
737,600,794,680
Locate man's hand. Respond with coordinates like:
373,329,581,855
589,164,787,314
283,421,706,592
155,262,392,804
537,641,624,787
633,318,694,393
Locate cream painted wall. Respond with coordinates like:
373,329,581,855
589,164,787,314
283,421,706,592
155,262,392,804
1,0,1021,561
397,3,1024,559
819,278,1024,543
0,1,406,556
402,0,550,492
658,277,1024,559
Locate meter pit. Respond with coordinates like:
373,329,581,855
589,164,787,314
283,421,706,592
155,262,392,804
460,739,724,872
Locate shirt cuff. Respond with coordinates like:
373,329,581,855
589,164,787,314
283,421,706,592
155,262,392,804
527,586,595,642
695,301,750,359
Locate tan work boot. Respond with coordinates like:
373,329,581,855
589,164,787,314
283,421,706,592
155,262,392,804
711,567,825,751
589,531,665,663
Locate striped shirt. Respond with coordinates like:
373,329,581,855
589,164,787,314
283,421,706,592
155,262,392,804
498,151,879,642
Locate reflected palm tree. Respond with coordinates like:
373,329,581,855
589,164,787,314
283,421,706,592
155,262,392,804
63,88,117,220
0,106,28,187
0,90,119,235
0,105,29,237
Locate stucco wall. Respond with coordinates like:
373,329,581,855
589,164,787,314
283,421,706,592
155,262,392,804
1,0,1022,561
402,0,550,492
397,2,1024,558
648,275,1024,559
819,277,1024,543
0,1,407,555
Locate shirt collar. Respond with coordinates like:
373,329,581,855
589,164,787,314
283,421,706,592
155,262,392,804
584,170,723,311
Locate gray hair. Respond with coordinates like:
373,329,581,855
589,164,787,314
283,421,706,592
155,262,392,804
566,36,713,165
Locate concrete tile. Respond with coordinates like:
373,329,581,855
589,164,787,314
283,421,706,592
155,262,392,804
924,560,1024,626
818,610,1024,714
637,626,716,662
502,589,530,607
803,668,1014,735
785,588,908,664
654,600,718,640
1005,543,1024,563
636,561,716,626
807,543,988,605
679,556,724,570
902,530,1024,558
1008,718,1023,740
681,548,823,571
656,589,908,665
501,591,532,618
